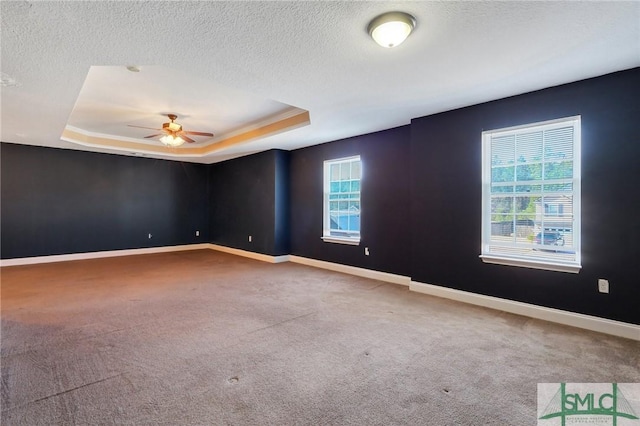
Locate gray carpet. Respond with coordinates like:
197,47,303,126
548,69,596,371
1,249,639,425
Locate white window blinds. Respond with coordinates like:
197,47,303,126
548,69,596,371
481,116,581,273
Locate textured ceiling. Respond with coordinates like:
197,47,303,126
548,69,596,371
1,1,639,164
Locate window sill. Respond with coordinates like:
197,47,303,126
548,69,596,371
479,255,581,274
321,236,360,246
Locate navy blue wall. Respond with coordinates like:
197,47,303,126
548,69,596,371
286,68,639,324
1,68,638,325
289,126,411,276
409,68,639,325
0,143,209,258
274,150,291,255
209,149,289,256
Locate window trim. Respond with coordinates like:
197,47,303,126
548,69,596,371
480,116,582,273
479,255,581,274
322,155,362,245
321,235,361,245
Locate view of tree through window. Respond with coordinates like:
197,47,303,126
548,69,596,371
481,117,581,272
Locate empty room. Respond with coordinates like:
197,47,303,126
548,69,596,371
1,2,639,425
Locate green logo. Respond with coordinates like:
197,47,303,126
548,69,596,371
538,383,639,426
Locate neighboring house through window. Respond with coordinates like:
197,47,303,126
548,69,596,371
323,155,361,245
480,116,581,273
544,202,564,217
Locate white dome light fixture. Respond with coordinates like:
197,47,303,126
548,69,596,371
368,12,416,48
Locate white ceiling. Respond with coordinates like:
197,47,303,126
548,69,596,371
1,1,639,164
60,65,310,158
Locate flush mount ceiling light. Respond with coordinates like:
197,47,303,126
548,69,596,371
368,12,416,48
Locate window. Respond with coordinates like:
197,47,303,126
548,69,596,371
544,203,564,217
323,156,361,245
480,116,581,273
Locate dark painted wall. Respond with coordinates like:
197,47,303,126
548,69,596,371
409,68,640,325
274,150,291,255
208,149,289,256
289,126,411,276
2,69,638,325
0,143,209,258
287,68,639,325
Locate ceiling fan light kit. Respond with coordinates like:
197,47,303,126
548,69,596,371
128,113,214,148
368,11,416,48
160,135,185,147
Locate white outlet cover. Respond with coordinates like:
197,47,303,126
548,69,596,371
598,279,609,293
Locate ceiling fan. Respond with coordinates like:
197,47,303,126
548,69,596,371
128,114,214,147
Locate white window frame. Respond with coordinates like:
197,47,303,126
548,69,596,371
480,116,581,273
322,155,361,245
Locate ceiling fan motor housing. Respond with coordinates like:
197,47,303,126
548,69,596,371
163,122,182,132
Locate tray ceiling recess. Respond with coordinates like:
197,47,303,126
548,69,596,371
61,66,310,158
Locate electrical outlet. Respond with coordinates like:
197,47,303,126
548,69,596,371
248,235,252,242
364,247,370,256
598,279,609,294
195,230,200,237
148,233,152,239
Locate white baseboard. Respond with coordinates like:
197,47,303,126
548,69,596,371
3,245,636,340
0,243,289,267
410,281,640,341
207,244,290,264
0,243,212,267
289,255,411,286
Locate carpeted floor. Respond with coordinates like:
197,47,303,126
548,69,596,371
1,249,639,425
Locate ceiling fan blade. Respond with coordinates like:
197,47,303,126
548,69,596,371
182,131,214,137
180,134,196,143
144,134,164,139
128,125,163,131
